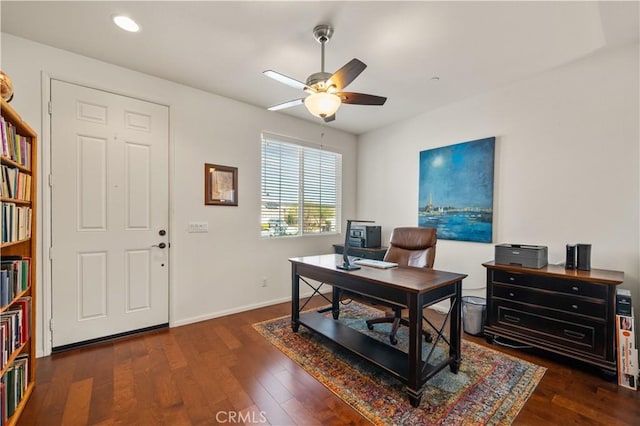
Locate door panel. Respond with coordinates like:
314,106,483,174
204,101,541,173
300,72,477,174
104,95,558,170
125,249,152,312
125,143,151,229
51,80,169,348
78,251,108,320
78,135,108,230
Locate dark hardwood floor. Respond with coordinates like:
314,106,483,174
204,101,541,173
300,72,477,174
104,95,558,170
19,297,640,425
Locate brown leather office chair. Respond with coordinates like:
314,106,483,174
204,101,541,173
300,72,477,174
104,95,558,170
365,227,437,345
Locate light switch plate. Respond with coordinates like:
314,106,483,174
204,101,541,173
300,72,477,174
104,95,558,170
188,222,209,233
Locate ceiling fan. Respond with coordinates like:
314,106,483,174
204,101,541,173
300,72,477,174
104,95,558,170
263,25,387,123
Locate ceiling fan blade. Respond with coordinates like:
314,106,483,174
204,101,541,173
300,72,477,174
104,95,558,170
263,70,309,91
338,92,387,105
328,58,367,90
323,114,336,123
267,98,304,111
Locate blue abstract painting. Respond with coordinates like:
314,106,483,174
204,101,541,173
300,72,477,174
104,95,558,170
418,137,495,243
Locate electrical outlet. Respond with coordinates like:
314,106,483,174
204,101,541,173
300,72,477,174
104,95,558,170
188,222,209,233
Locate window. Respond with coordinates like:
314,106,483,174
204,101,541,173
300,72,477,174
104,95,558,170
261,133,342,237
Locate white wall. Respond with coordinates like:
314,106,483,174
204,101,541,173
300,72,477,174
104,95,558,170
358,42,639,310
1,33,358,356
3,32,638,356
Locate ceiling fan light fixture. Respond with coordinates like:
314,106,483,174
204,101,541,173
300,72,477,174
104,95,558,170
264,25,386,120
304,92,341,118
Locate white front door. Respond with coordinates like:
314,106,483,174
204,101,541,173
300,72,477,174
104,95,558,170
50,80,169,348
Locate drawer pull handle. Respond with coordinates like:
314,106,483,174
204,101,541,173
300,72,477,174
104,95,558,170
571,286,579,292
509,292,515,297
504,314,521,323
571,304,579,310
564,329,585,340
509,277,515,281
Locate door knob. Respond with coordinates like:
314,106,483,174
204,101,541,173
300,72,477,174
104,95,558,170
152,242,167,249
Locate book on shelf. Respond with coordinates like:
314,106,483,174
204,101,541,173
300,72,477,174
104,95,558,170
0,297,32,424
3,365,13,420
0,315,17,370
0,115,6,159
0,258,30,309
0,297,31,374
0,381,5,425
1,353,28,421
0,320,5,367
0,165,32,201
12,298,30,345
0,115,31,170
0,203,32,243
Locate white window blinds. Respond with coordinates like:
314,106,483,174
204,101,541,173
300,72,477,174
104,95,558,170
261,133,342,237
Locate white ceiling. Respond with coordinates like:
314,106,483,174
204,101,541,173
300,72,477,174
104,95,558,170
1,1,638,135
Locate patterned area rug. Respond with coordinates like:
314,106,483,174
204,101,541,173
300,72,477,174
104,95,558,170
253,302,545,425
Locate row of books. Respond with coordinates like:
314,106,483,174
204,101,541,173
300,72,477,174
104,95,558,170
0,115,31,169
0,297,31,372
0,258,30,309
0,354,28,424
0,165,31,201
0,203,31,244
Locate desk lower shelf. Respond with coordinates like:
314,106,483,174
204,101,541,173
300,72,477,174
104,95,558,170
298,311,451,385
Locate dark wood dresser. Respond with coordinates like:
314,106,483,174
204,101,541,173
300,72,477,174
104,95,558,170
483,261,624,374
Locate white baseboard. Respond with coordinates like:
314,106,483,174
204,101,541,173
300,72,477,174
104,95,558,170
171,289,332,328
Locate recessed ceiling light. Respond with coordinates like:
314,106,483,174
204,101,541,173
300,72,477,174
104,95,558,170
113,15,140,33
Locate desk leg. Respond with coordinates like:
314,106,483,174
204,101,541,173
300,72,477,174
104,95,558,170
291,265,300,332
406,293,423,408
449,280,462,373
332,287,340,319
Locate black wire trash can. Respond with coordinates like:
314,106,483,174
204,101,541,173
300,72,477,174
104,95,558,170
462,296,486,336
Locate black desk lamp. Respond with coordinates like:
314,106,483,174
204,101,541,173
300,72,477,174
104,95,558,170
337,219,374,270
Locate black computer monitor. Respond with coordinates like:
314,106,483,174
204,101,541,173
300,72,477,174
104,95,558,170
337,219,374,270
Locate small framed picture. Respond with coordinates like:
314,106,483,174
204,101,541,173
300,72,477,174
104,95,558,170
205,163,238,206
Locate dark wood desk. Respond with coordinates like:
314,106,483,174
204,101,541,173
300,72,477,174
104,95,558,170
289,254,467,407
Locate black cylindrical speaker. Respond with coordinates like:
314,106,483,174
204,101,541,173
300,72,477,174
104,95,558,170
565,244,576,269
577,243,591,271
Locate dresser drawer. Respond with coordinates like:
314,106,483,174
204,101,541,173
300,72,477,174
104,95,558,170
492,284,607,319
492,303,606,357
492,270,608,299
